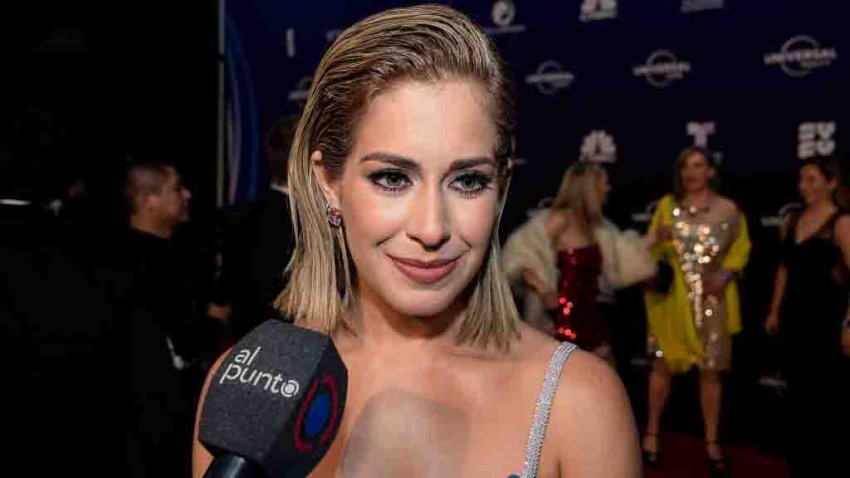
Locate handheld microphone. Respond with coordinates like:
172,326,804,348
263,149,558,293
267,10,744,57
199,319,348,477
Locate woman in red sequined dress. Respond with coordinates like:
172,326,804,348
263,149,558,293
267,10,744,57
522,162,611,354
505,161,657,357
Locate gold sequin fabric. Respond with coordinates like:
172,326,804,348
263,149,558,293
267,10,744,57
649,205,738,371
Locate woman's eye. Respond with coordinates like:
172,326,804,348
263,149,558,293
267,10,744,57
370,170,411,192
451,172,493,197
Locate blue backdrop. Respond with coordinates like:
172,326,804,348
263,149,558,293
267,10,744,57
225,0,847,234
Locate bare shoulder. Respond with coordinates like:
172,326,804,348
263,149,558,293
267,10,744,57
506,325,640,476
513,328,628,407
714,195,740,217
834,214,850,244
549,349,640,477
779,211,796,241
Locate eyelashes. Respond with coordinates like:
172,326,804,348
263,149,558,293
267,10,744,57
451,171,494,198
367,169,494,198
369,170,411,193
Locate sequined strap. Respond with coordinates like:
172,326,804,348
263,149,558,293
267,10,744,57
521,341,577,478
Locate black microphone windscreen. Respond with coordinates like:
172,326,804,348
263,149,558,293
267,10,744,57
199,319,347,476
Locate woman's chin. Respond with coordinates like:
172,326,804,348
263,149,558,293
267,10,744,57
386,291,459,319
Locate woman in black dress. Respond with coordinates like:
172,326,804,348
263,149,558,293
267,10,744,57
765,157,850,475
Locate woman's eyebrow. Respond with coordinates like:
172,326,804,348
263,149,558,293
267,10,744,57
359,152,420,173
447,157,496,173
359,152,496,173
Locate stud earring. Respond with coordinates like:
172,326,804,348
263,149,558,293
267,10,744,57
326,204,343,228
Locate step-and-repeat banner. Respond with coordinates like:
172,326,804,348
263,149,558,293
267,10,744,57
226,0,848,337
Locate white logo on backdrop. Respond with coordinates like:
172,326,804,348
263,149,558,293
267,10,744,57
798,121,837,159
525,61,575,95
580,0,618,22
633,50,691,87
485,0,526,35
492,0,515,26
287,76,312,109
687,121,715,147
681,0,725,13
580,130,617,163
761,203,802,228
326,29,342,43
285,28,296,58
764,35,838,78
632,201,659,224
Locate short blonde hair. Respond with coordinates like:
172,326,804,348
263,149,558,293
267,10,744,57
276,4,519,347
552,161,606,233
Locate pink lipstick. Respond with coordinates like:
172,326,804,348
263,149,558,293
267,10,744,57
389,255,459,285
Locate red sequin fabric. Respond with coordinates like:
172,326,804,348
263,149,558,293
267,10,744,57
552,244,606,350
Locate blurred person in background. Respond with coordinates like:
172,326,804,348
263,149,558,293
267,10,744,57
641,146,751,475
765,156,850,476
503,160,656,359
118,156,206,476
223,115,298,339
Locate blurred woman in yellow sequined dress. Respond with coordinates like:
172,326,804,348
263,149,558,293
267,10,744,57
640,147,751,475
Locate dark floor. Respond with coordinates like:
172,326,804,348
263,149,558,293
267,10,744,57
644,432,789,478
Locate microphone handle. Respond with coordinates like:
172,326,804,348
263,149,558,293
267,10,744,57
204,454,265,478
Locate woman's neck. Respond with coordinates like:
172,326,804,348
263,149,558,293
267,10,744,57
342,284,467,354
805,198,837,216
683,189,712,207
563,207,595,240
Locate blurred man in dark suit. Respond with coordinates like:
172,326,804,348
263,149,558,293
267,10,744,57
224,116,298,337
118,156,210,476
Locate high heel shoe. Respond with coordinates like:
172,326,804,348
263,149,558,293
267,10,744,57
641,434,661,468
706,440,729,477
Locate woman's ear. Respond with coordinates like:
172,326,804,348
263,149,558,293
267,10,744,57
310,150,341,207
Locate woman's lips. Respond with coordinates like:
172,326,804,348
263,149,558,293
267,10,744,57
389,255,460,285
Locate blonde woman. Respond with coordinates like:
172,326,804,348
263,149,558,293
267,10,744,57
642,147,751,474
503,162,656,357
192,5,638,477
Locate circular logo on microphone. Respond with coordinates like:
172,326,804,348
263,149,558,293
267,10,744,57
282,380,299,398
294,374,341,453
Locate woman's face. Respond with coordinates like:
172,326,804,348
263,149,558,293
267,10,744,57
798,164,835,206
316,79,501,318
679,152,714,194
